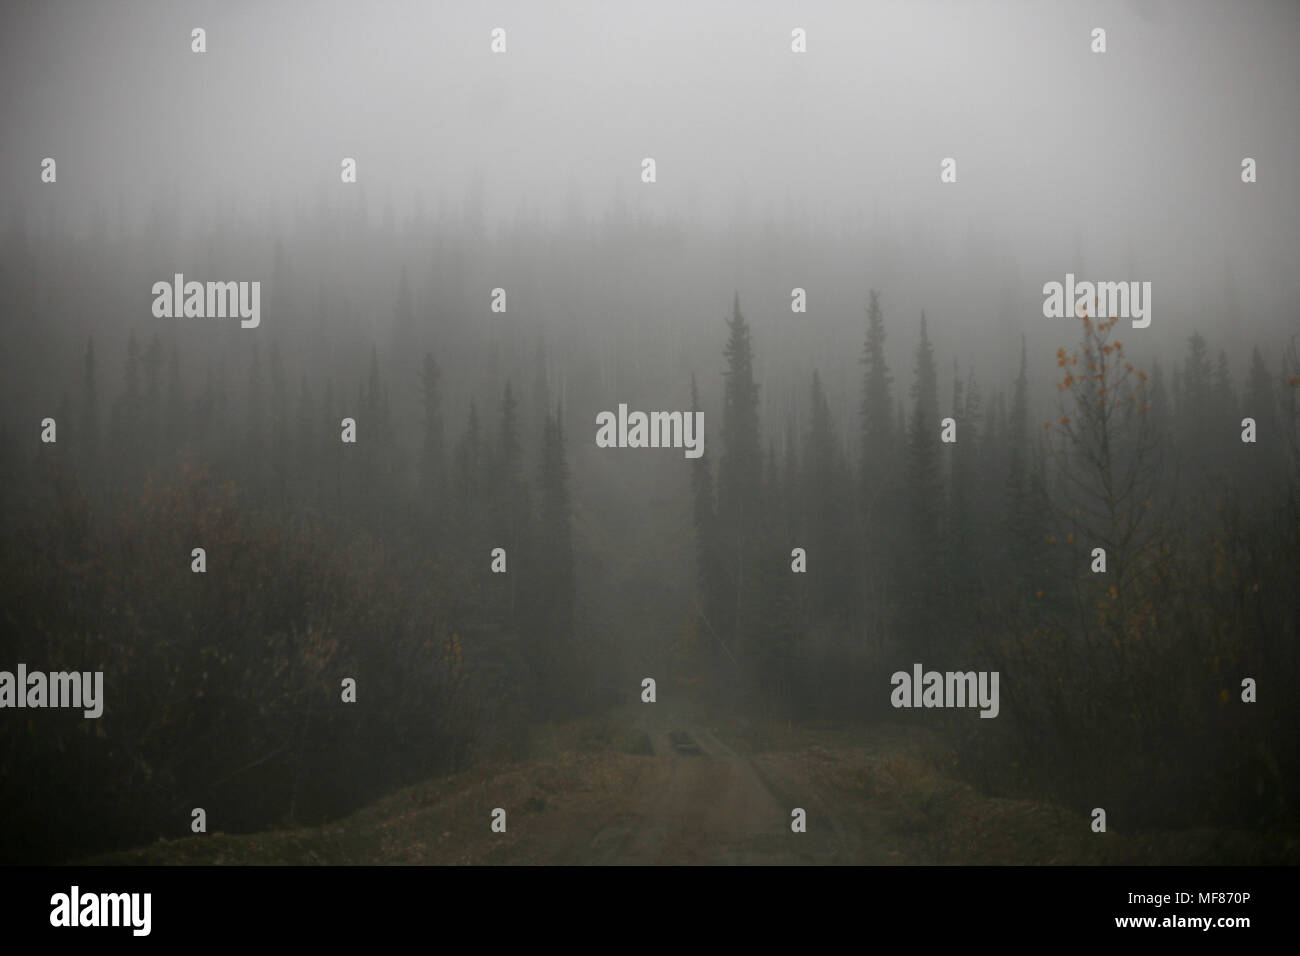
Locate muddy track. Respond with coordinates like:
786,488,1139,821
571,725,831,865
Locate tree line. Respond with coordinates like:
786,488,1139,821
0,330,582,863
690,292,1299,832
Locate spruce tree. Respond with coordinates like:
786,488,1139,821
904,312,943,652
858,290,897,648
859,289,893,490
804,370,854,624
689,374,726,659
535,403,575,713
717,294,762,650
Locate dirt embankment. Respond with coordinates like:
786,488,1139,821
90,709,1297,865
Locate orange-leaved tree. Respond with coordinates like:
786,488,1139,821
1045,306,1162,634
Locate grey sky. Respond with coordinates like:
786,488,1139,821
2,0,1297,361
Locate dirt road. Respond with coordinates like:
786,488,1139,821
570,724,818,864
92,707,1293,865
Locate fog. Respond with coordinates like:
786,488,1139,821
1,0,1297,865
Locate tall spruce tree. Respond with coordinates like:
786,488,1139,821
904,312,944,651
495,382,528,626
1004,336,1034,575
689,374,726,660
717,294,762,651
858,290,897,646
804,370,855,624
534,403,575,714
860,289,894,490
